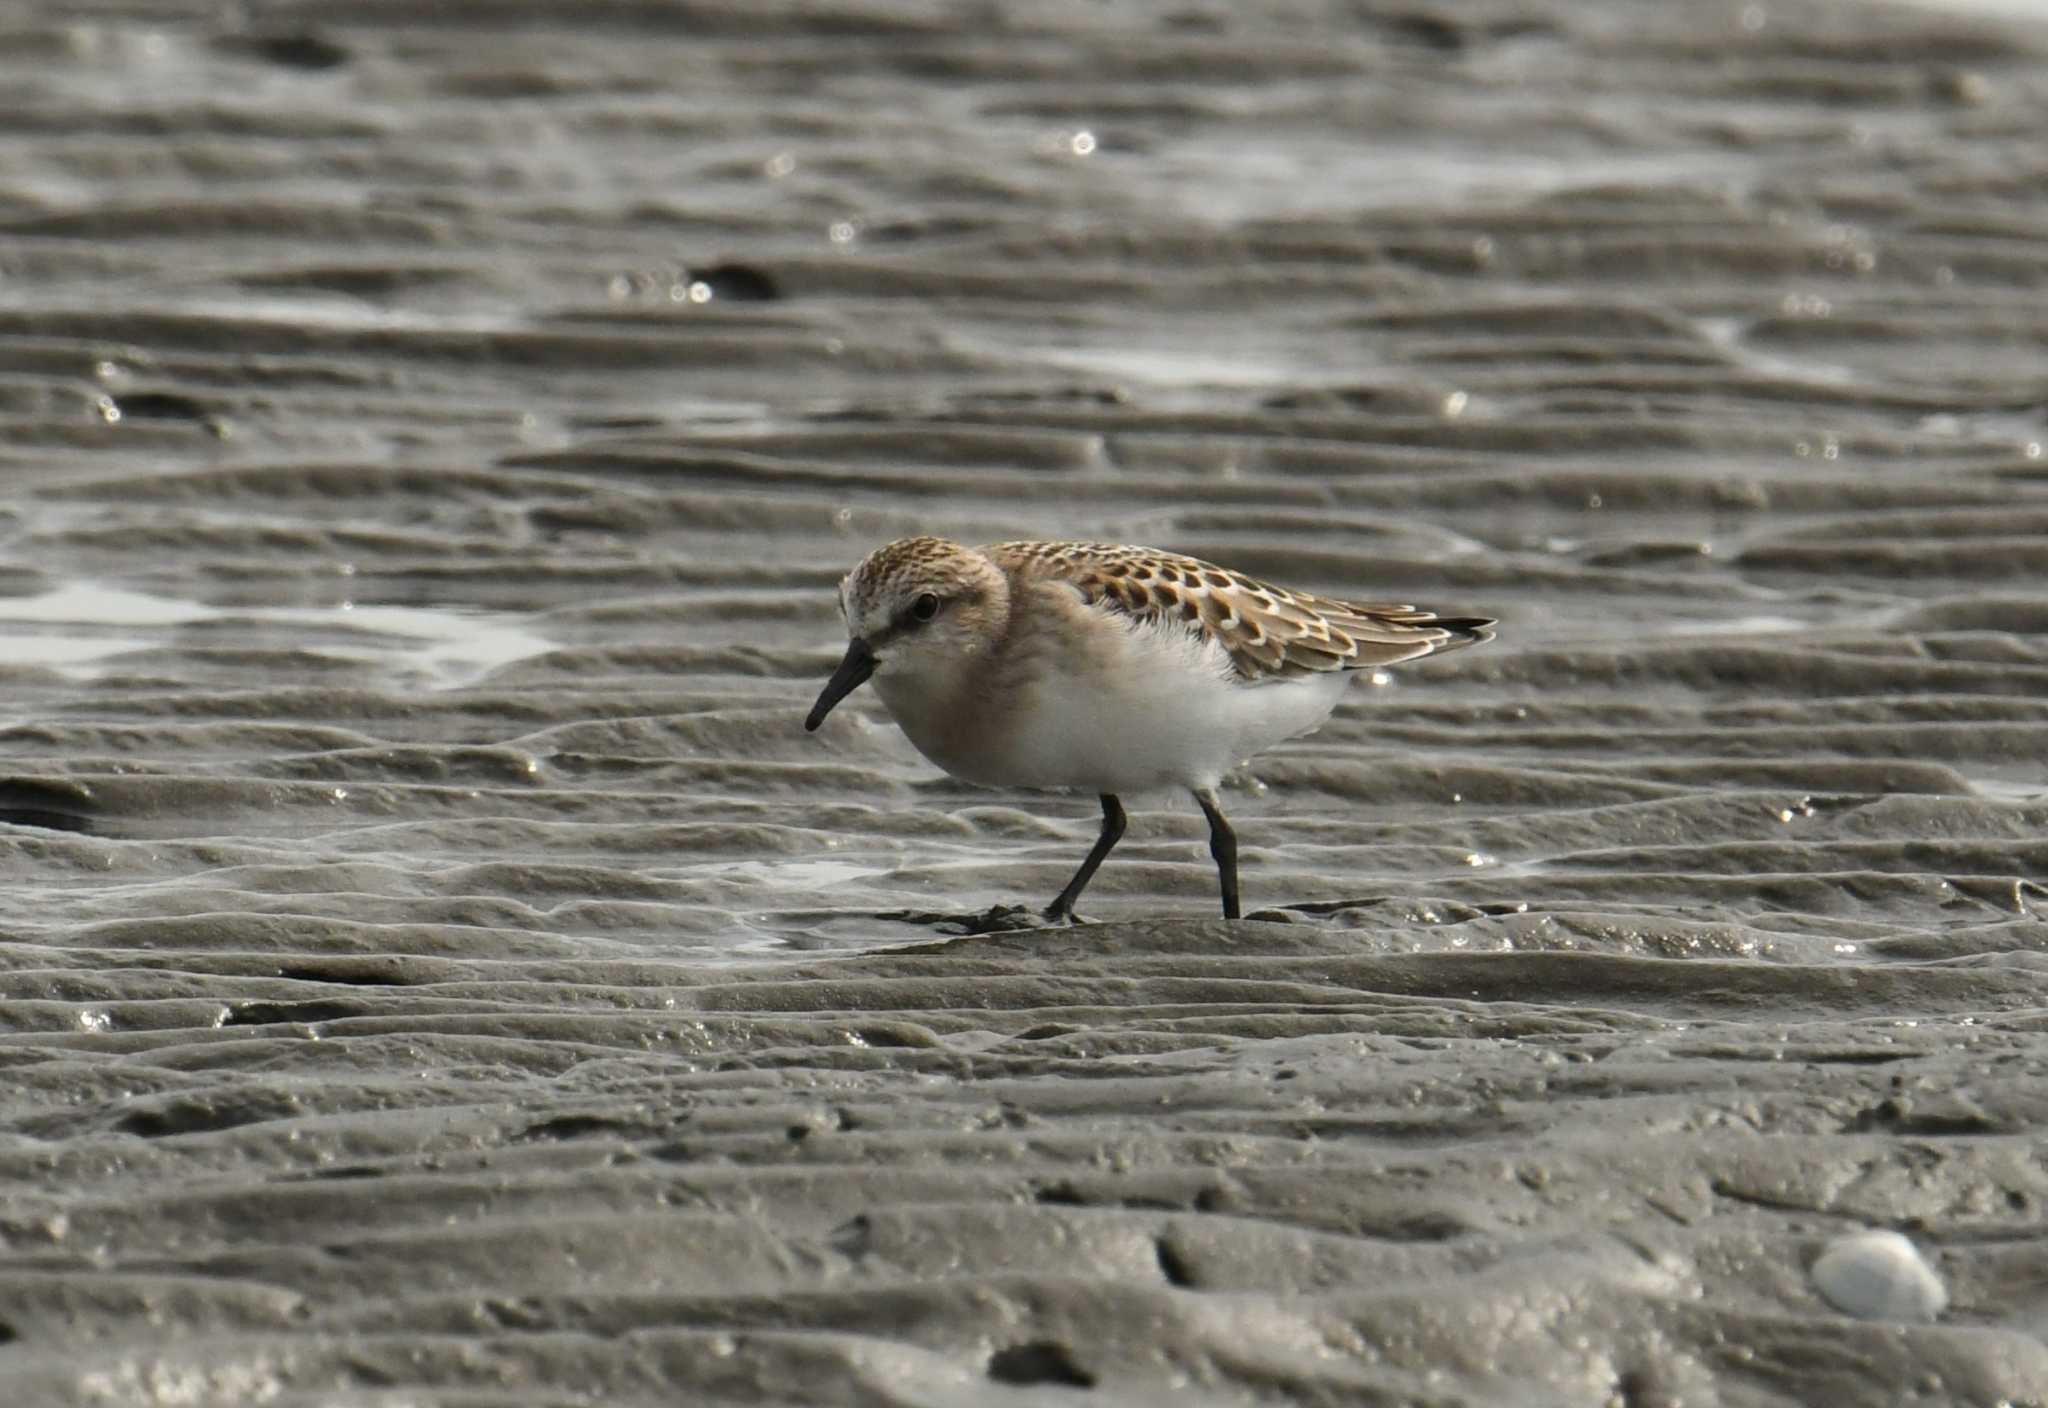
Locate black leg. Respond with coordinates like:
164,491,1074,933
1043,794,1126,924
1194,788,1240,920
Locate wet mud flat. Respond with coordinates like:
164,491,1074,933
5,923,2048,1405
4,917,2048,1405
1,0,2048,1403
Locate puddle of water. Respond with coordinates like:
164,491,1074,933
0,583,553,688
0,583,214,627
0,631,154,672
1158,130,1763,223
264,602,557,689
1013,341,1313,388
708,858,895,889
1695,316,1861,389
1664,614,1814,636
1966,776,2046,803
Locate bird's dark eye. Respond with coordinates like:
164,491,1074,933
911,592,941,623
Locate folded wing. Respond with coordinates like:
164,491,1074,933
989,540,1494,682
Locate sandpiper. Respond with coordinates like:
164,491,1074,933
805,536,1492,922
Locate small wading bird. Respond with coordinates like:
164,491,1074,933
805,536,1493,923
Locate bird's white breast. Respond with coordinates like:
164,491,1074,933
937,604,1350,793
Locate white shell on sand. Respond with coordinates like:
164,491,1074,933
1812,1230,1948,1322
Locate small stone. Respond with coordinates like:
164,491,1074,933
1812,1229,1947,1322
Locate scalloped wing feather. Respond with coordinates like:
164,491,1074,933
986,541,1493,682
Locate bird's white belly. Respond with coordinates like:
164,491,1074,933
975,614,1349,792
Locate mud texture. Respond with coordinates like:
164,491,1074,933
1,2,2046,1404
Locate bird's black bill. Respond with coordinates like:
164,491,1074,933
805,637,876,731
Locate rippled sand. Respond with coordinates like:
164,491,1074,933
2,1,2047,1403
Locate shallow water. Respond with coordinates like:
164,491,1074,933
2,0,2047,1403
